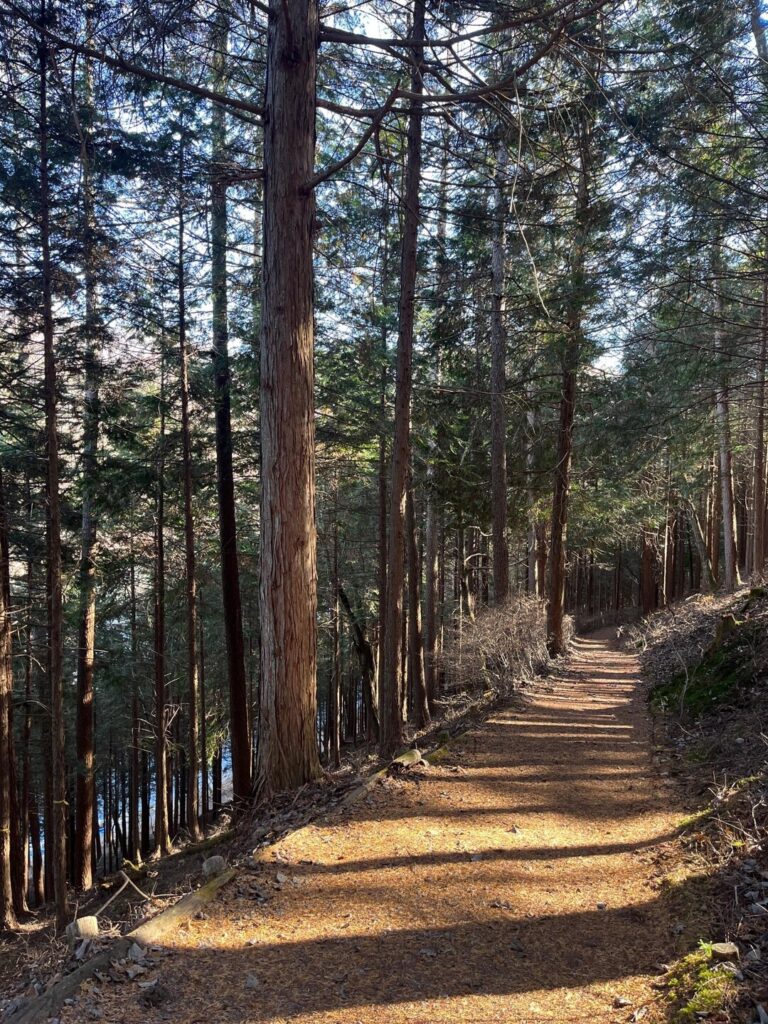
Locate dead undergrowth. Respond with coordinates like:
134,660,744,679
627,588,768,1024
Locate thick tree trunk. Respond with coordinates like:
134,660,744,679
210,6,250,803
39,17,68,930
490,138,510,604
177,144,201,839
256,0,321,794
380,0,425,758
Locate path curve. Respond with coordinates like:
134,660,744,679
61,631,683,1024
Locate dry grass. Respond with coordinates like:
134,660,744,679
437,595,564,695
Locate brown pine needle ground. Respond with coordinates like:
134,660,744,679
60,632,692,1024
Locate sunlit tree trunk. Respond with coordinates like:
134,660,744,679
380,0,425,757
256,0,321,794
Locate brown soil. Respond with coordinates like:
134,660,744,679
59,631,690,1024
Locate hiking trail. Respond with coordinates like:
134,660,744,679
60,631,684,1024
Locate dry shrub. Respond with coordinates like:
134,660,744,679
437,595,553,694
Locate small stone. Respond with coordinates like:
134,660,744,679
245,973,260,990
128,943,146,962
597,901,607,910
710,941,739,961
65,917,100,948
613,996,632,1008
138,981,171,1008
202,855,226,880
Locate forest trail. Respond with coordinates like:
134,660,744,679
61,632,684,1024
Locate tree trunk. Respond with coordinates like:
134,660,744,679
754,266,767,575
406,479,429,728
490,138,510,604
177,141,201,839
74,42,99,890
380,0,425,758
713,257,741,592
256,0,321,794
547,119,590,656
153,345,170,857
0,472,17,930
329,495,341,769
39,15,68,930
210,5,250,803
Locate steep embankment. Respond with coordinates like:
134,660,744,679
48,633,692,1024
629,589,768,1022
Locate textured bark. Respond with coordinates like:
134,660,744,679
256,0,321,794
380,0,425,758
490,138,510,604
39,15,68,930
210,5,250,803
177,144,200,839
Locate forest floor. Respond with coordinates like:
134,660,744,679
49,630,709,1024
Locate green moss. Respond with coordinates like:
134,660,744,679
651,618,758,717
666,943,737,1024
677,807,714,830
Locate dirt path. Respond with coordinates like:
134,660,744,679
61,632,685,1024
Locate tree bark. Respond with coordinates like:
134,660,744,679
256,0,322,794
153,344,170,857
39,10,69,930
380,0,425,758
74,31,98,891
406,479,429,728
547,117,590,656
177,140,201,839
210,4,250,803
490,137,510,604
713,255,741,592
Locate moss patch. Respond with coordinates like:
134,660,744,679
651,617,758,717
666,943,738,1024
